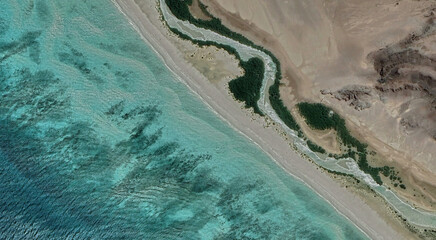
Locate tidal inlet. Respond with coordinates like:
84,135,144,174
0,0,435,239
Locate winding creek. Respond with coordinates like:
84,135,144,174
159,0,436,228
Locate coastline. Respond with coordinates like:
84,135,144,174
202,0,436,213
112,0,408,239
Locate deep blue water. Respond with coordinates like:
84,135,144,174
0,0,367,239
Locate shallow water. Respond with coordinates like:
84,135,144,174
0,0,368,239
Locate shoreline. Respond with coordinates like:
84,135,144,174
158,0,436,232
112,0,408,239
202,0,436,213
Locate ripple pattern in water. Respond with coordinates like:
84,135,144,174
0,0,367,239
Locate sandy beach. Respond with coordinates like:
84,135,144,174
202,0,436,211
112,0,414,238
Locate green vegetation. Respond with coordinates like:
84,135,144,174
165,0,268,114
229,58,264,114
268,78,302,135
169,27,241,59
323,167,359,182
306,140,326,154
264,49,302,135
165,0,194,22
381,166,391,177
296,102,404,185
198,1,214,19
166,0,303,131
164,0,406,188
357,152,383,185
297,102,366,152
165,0,254,46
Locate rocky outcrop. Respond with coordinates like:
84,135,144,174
321,85,373,110
367,17,436,138
324,17,436,141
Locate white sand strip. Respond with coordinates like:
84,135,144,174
112,0,406,239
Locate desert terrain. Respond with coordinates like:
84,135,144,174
111,0,428,238
202,0,436,212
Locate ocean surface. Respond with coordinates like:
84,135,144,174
0,0,367,239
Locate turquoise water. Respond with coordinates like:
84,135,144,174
0,0,367,239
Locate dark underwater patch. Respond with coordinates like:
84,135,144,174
58,46,90,73
1,67,67,123
58,45,103,83
0,31,41,63
0,63,325,239
0,17,8,37
0,64,225,238
36,0,51,22
29,41,41,63
0,0,368,238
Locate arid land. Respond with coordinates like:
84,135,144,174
113,0,436,238
202,0,436,213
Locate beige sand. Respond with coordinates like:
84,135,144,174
292,108,342,155
189,0,212,20
202,0,436,213
113,0,412,238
